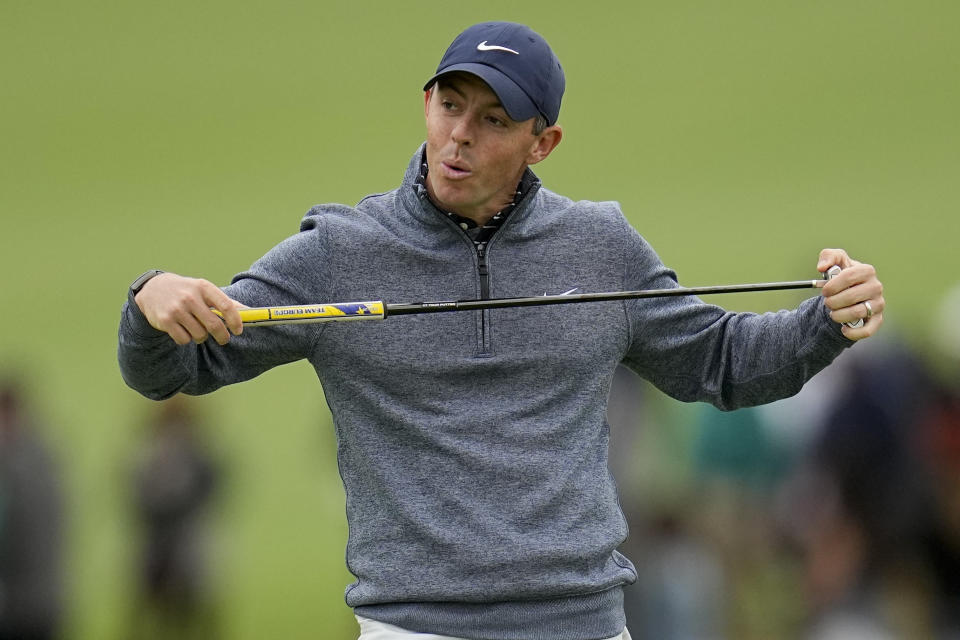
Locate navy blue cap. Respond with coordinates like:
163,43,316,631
423,22,565,126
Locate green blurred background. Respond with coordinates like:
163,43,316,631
1,1,957,638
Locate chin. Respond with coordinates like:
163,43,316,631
435,189,472,211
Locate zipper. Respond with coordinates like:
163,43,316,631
415,173,541,356
476,242,491,355
476,242,490,299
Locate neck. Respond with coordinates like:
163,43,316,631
423,170,525,226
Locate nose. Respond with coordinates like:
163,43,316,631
450,117,473,147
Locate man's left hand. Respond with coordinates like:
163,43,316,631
817,248,884,341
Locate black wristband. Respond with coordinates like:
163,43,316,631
130,269,165,296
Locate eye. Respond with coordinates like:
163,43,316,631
486,115,507,127
440,99,458,112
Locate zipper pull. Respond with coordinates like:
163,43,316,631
476,242,490,299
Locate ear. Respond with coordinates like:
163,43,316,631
525,125,563,166
424,88,433,119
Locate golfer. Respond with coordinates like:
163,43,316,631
119,21,884,640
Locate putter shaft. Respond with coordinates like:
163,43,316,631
225,279,821,326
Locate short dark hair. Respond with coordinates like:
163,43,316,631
532,114,549,136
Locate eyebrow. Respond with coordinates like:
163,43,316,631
437,78,506,112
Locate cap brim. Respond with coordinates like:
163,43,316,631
423,63,540,124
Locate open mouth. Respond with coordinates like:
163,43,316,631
442,161,471,178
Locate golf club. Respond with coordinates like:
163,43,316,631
221,277,834,327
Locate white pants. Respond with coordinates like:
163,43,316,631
356,615,632,640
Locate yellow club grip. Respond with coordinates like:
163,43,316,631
214,301,385,325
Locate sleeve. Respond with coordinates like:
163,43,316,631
619,223,853,411
117,213,331,400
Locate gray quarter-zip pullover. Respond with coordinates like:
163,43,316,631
118,145,852,639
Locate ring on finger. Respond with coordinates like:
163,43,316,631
863,300,874,319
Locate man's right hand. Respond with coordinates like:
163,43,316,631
134,272,243,345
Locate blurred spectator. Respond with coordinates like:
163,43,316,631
690,405,800,640
608,365,728,639
777,336,937,639
0,378,65,640
608,320,960,640
915,284,960,638
631,509,727,640
126,397,221,640
917,382,960,638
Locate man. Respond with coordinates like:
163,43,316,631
127,397,221,639
118,21,884,640
0,379,65,640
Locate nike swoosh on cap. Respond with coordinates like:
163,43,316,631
477,41,519,55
